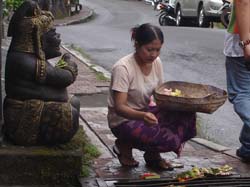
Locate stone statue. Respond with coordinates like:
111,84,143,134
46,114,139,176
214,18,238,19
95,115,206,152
3,0,80,146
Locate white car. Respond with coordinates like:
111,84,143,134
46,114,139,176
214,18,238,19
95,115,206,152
174,0,223,27
144,0,155,6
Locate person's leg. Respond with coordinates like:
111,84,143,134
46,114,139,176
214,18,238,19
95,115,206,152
226,56,250,159
112,138,139,167
112,121,177,170
111,125,139,167
238,125,250,160
112,111,196,153
111,109,196,169
112,120,181,153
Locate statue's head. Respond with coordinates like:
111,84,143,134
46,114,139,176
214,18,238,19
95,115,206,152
7,0,61,60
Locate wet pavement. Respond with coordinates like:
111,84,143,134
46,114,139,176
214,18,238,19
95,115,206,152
79,107,250,186
1,5,250,187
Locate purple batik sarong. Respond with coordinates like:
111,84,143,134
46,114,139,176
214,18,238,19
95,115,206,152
111,106,196,155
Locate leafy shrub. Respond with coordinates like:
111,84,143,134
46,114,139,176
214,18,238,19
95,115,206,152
3,0,24,17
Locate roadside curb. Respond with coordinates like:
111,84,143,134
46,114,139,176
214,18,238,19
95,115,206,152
61,44,111,79
191,138,241,160
191,138,231,152
54,9,94,27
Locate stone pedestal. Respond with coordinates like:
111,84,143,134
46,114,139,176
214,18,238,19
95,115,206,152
0,127,84,186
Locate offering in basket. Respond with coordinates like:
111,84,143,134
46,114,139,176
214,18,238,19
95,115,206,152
153,81,228,114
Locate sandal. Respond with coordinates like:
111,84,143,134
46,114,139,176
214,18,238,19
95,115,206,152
112,144,139,167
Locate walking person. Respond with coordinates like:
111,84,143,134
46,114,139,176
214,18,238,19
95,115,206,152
224,0,250,161
107,23,196,170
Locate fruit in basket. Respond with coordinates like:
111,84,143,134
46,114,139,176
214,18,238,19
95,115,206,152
171,89,182,96
154,81,227,114
163,88,182,97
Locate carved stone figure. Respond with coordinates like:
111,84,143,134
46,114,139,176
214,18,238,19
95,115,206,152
3,0,80,146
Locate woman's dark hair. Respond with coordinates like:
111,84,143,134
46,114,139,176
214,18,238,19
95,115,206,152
131,23,164,46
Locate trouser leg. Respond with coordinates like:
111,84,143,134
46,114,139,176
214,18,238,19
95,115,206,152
239,125,250,155
226,56,250,154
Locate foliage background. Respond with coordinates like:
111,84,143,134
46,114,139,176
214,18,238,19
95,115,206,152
3,0,24,16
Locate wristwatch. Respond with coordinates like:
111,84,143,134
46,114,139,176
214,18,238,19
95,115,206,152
239,39,250,49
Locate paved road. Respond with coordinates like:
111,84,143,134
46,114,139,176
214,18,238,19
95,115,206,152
57,0,241,149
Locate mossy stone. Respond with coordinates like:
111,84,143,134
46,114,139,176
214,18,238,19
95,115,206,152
0,127,85,186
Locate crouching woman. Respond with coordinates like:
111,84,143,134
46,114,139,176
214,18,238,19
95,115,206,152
107,23,196,170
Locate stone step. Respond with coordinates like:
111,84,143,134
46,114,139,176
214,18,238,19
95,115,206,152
0,126,85,186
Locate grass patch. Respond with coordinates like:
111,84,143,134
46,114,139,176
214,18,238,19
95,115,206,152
96,71,109,81
70,44,91,59
89,64,110,81
69,44,110,81
51,127,101,177
81,131,101,177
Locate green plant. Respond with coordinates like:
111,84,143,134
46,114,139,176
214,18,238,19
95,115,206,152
3,0,24,16
89,65,110,81
70,44,91,59
81,133,101,177
69,44,110,81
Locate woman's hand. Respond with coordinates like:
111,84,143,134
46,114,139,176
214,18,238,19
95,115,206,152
143,112,158,126
113,92,159,126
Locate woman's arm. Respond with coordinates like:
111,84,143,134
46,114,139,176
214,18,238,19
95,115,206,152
114,91,158,125
235,0,250,60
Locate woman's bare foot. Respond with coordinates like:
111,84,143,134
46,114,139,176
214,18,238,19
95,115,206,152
144,153,174,170
143,152,184,170
113,139,139,167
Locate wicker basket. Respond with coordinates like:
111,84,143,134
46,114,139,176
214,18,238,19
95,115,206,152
153,81,228,114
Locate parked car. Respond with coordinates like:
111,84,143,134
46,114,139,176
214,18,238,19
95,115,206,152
174,0,224,27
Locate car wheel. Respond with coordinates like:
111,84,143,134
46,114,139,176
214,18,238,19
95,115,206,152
176,7,182,26
198,6,210,27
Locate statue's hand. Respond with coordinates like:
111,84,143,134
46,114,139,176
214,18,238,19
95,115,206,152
60,53,78,81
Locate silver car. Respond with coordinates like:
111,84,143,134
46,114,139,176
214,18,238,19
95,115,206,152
174,0,223,27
